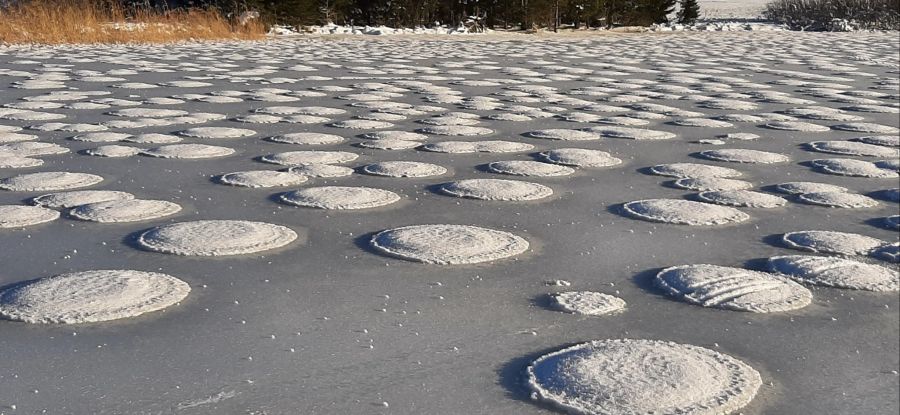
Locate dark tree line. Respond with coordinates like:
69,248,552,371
141,0,694,29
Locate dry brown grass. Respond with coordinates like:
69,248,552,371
0,0,267,44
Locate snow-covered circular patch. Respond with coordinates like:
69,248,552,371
124,133,182,144
672,177,753,191
267,132,344,145
362,161,446,178
357,139,420,150
810,158,898,178
285,164,354,178
538,148,622,168
69,199,181,223
279,186,400,209
70,132,131,143
177,127,256,139
329,120,393,129
782,230,887,256
763,121,830,132
854,135,899,148
141,144,235,159
831,123,899,134
370,224,528,264
439,179,552,201
0,155,43,169
234,114,283,124
0,142,69,157
486,161,574,177
32,190,134,208
656,264,812,313
588,126,676,140
0,172,103,192
526,129,601,141
420,141,532,153
82,145,141,158
0,205,59,228
622,199,749,225
797,192,878,208
549,291,626,316
260,150,358,166
696,190,788,208
417,125,493,136
0,269,190,324
767,255,898,292
649,163,742,179
698,149,789,164
216,171,307,188
526,339,761,415
672,118,734,128
772,182,848,195
0,133,37,144
137,220,298,256
807,141,898,158
108,108,188,118
361,131,429,141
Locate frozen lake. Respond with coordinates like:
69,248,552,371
0,31,897,414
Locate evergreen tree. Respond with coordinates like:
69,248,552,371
677,0,699,24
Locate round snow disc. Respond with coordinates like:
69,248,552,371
622,199,749,225
550,291,626,315
526,129,601,141
285,164,354,178
32,190,135,208
438,179,553,201
763,121,830,132
854,135,899,148
0,270,190,324
177,127,256,139
656,264,812,313
370,224,528,265
82,145,141,158
279,186,400,209
810,158,898,178
141,144,234,159
807,141,899,158
587,126,676,140
357,139,420,150
487,161,574,177
782,230,887,256
797,192,878,208
527,339,762,415
767,255,898,292
696,190,788,208
137,220,298,256
419,141,532,153
260,151,358,166
648,163,742,179
539,148,622,168
0,155,43,168
772,182,849,195
0,205,59,228
362,161,446,178
672,177,753,192
698,149,789,164
0,142,69,157
216,171,307,188
831,123,899,134
0,172,103,192
266,133,344,145
69,199,181,223
417,125,494,136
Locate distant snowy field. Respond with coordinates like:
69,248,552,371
699,0,769,19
